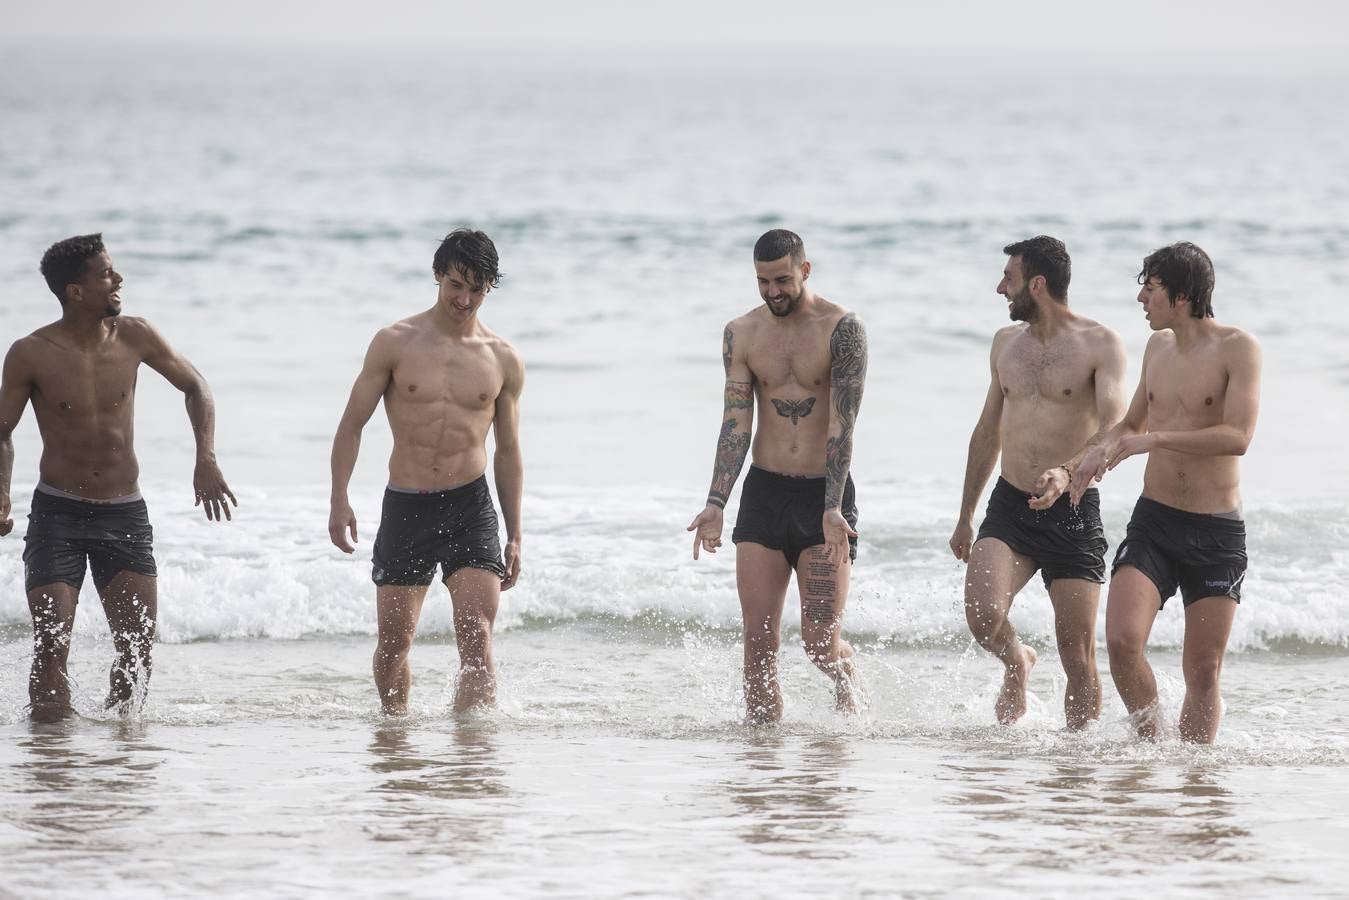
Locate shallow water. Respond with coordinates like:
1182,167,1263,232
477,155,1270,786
1,632,1346,898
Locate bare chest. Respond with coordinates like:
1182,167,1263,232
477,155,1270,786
388,343,502,413
31,346,140,420
746,331,830,393
997,335,1094,404
1146,349,1229,425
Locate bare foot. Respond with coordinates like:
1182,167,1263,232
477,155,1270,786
834,660,869,714
995,646,1037,725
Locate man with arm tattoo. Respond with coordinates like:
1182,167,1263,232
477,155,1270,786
949,236,1126,728
687,229,868,723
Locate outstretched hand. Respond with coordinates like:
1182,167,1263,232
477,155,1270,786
329,502,358,553
194,459,238,522
687,504,724,559
1028,466,1070,510
821,508,857,568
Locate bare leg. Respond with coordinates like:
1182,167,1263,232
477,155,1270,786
374,584,430,715
1178,596,1238,744
445,567,501,714
795,546,862,713
1047,577,1102,730
736,543,791,724
964,538,1038,725
1105,566,1163,738
97,571,158,712
27,582,80,722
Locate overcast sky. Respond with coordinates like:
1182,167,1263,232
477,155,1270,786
5,0,1349,49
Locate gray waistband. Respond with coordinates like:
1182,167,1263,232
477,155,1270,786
36,481,143,504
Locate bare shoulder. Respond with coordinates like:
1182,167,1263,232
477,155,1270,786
4,332,46,373
1077,318,1126,359
487,331,524,377
727,307,762,337
1143,330,1175,358
109,316,165,352
1218,324,1261,367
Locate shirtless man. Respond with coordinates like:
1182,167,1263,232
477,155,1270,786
0,233,236,721
329,228,523,715
1066,242,1259,744
950,236,1126,728
687,229,867,724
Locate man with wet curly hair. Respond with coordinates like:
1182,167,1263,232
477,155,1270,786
0,233,237,720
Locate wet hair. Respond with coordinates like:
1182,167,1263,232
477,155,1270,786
1003,235,1071,300
753,229,805,264
1139,242,1215,318
432,228,502,291
40,233,106,303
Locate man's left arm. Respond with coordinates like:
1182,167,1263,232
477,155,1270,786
493,346,525,590
823,313,867,566
1108,333,1261,468
137,320,237,521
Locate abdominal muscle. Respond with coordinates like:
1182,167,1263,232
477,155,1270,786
383,401,493,492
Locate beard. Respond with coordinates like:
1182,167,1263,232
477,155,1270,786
764,290,802,318
1008,285,1036,322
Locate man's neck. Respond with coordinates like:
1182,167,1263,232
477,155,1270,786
1025,298,1074,339
1170,315,1215,349
428,302,479,338
55,313,113,348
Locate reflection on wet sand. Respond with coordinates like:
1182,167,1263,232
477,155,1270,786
7,719,163,868
722,735,865,859
363,721,515,853
936,761,1252,873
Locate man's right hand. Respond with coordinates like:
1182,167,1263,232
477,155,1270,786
687,504,724,560
0,495,12,537
329,502,358,553
1070,444,1111,506
949,519,974,562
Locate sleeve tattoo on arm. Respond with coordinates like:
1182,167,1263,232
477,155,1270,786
825,313,867,509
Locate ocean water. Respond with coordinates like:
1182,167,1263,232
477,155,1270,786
1,44,1348,898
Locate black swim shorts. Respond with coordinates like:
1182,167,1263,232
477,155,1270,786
731,465,858,568
974,476,1108,588
371,476,506,586
1111,495,1247,608
23,489,157,593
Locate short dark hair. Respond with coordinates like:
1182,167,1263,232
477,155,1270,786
1003,235,1071,300
40,233,106,303
432,228,501,291
1139,242,1214,319
754,229,805,263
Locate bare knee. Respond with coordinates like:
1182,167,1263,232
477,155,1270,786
1106,628,1147,667
1185,656,1223,694
1057,634,1095,675
744,624,780,658
375,630,415,663
964,601,1007,646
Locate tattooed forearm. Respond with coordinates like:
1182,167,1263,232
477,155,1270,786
708,417,751,507
771,396,815,425
722,326,734,375
825,313,867,509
